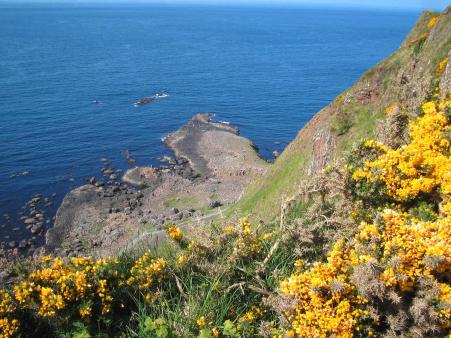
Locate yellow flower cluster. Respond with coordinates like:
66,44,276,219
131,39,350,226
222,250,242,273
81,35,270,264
167,225,183,240
0,255,161,337
238,306,263,325
79,305,92,319
0,253,170,336
384,103,398,115
376,210,450,290
353,101,450,202
0,291,18,338
11,256,119,319
281,240,369,337
232,218,269,259
0,291,15,316
97,279,113,315
196,315,206,327
128,254,167,290
177,253,189,265
438,57,449,75
427,16,439,29
0,318,19,338
281,208,450,336
353,205,450,323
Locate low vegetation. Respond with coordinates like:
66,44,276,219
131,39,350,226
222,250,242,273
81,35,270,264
1,8,450,338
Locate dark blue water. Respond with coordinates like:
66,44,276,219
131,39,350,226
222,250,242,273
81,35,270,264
0,4,419,243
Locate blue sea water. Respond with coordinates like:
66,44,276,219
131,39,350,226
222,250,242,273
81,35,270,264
0,3,419,244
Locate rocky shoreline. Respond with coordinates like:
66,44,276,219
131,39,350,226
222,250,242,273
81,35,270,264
43,113,270,258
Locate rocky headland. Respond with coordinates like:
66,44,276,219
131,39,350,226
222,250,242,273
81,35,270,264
45,113,269,257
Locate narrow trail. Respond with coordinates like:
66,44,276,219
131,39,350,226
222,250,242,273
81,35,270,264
119,207,229,255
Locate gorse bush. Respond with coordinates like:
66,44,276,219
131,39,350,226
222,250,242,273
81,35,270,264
279,97,451,337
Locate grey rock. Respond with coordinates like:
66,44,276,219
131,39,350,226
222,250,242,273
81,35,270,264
18,240,28,249
129,199,138,209
110,229,120,240
24,218,36,225
103,169,114,175
31,223,43,234
208,200,222,209
0,271,8,284
31,197,41,204
171,213,183,221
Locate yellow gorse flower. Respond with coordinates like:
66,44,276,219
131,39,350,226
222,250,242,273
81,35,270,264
128,254,167,290
177,253,189,265
167,225,183,240
427,16,439,29
0,318,19,338
438,57,449,75
196,315,206,327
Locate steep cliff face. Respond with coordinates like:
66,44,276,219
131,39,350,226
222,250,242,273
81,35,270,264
235,8,451,221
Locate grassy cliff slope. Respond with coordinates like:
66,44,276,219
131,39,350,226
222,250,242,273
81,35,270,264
235,8,451,222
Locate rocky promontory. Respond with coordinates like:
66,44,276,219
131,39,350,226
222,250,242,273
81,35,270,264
46,114,269,257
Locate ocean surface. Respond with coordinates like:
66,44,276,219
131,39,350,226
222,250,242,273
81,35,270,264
0,3,419,244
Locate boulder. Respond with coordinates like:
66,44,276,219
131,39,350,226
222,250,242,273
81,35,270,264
30,223,43,234
24,218,36,225
208,200,222,209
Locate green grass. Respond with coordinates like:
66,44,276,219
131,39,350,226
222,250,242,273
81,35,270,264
163,194,201,210
233,149,309,221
